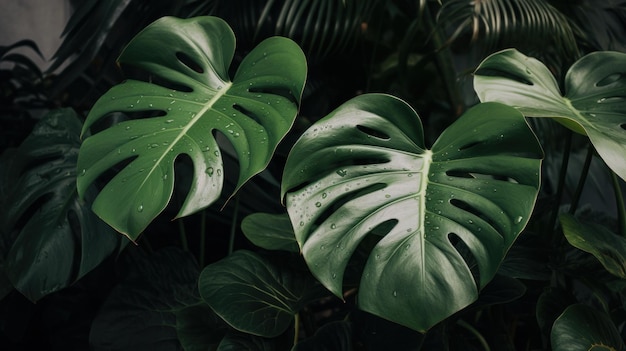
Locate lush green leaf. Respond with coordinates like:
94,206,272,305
90,246,200,351
241,213,299,252
551,304,625,351
561,213,626,279
281,94,542,332
199,250,325,337
76,16,306,239
0,109,121,302
474,49,626,181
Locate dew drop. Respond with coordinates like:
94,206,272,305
137,204,144,212
299,221,305,227
125,126,131,130
515,216,523,224
321,192,328,199
216,169,222,176
205,167,214,176
330,223,337,229
393,291,398,297
336,169,347,177
214,151,220,156
315,202,322,208
162,173,168,180
165,119,174,124
80,169,86,176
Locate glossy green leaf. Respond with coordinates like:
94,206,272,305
561,213,626,279
0,109,121,302
551,304,625,351
474,49,626,181
199,250,325,337
281,94,542,332
77,16,306,239
90,247,200,351
241,213,299,252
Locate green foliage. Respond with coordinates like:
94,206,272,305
76,16,306,239
282,95,542,331
3,1,626,350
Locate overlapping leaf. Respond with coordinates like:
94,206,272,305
551,304,625,351
474,48,626,180
282,94,542,332
76,16,306,239
0,109,120,301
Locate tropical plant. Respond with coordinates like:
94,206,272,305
1,1,626,350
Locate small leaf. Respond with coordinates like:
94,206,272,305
77,16,306,239
199,250,326,337
0,109,121,301
241,213,299,252
474,49,626,181
560,213,626,279
282,94,542,332
551,304,625,351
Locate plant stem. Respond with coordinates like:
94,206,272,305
293,313,300,346
568,143,594,215
610,171,626,238
199,209,206,267
549,130,572,232
177,218,189,252
457,319,490,351
228,195,241,255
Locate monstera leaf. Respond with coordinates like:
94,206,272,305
0,109,120,301
474,49,626,181
77,16,306,239
281,94,542,332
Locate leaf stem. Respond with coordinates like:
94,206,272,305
228,194,241,255
293,312,300,346
568,143,594,215
178,218,189,252
457,319,490,351
549,130,572,232
199,209,206,267
610,171,626,238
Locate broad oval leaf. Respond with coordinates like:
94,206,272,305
0,109,121,302
561,213,626,279
241,213,299,252
281,94,542,332
551,304,625,351
77,16,306,239
199,250,325,338
474,49,626,181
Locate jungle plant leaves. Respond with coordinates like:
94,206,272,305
199,250,326,338
76,16,306,239
0,109,120,302
281,94,542,332
560,213,626,279
474,48,626,181
551,304,625,351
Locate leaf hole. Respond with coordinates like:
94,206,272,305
457,141,482,151
450,198,504,234
475,68,533,86
596,72,624,87
176,52,204,74
448,233,480,284
356,125,391,140
446,170,474,179
232,103,262,126
312,183,387,228
621,123,626,130
248,87,298,105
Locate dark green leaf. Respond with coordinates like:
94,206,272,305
0,109,121,302
293,321,352,351
282,94,542,332
77,16,307,239
90,246,200,351
199,250,325,337
176,303,229,351
561,213,626,279
242,213,299,252
217,332,279,351
474,49,626,181
551,304,625,351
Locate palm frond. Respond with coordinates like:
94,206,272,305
437,0,581,64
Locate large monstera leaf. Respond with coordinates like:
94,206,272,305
281,94,542,332
77,16,306,239
0,109,120,301
474,49,626,181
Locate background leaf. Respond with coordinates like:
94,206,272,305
176,303,229,351
199,250,326,337
561,213,626,279
551,304,625,351
76,16,306,239
89,246,200,351
474,49,626,181
241,213,299,252
281,94,542,332
0,109,121,302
